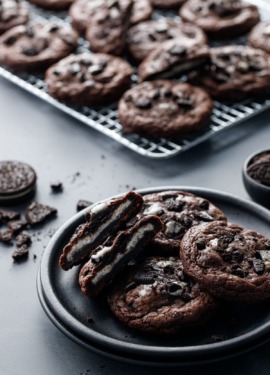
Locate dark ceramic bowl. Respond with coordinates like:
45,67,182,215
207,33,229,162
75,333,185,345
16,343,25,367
242,149,270,209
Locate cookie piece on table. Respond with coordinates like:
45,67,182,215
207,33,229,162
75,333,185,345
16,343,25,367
46,53,133,106
118,81,213,139
0,22,78,72
181,222,270,303
77,199,93,212
249,22,270,55
85,0,133,56
108,256,217,334
138,191,227,255
28,0,73,10
59,191,143,271
127,19,207,62
151,0,186,9
190,45,270,101
79,215,163,296
25,202,57,226
130,0,152,25
180,0,260,39
0,161,36,205
138,38,209,81
0,0,29,34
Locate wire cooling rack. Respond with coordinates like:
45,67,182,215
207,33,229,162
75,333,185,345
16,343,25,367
0,0,269,159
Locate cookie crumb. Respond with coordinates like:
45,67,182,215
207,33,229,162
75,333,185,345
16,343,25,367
50,180,63,193
77,199,93,212
12,244,29,262
86,316,94,324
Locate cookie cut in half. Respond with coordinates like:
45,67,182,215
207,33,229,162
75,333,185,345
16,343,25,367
59,192,143,270
181,222,270,303
108,256,217,334
79,215,163,296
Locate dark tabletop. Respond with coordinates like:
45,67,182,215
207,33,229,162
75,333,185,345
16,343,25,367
0,76,270,375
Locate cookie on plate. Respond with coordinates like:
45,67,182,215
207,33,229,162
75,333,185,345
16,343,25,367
108,256,217,334
85,0,133,56
118,81,213,139
138,38,209,81
127,19,207,62
181,222,270,303
249,22,270,55
0,161,37,205
0,0,29,34
138,190,227,254
180,0,260,39
130,0,153,25
151,0,186,9
79,215,163,296
0,22,78,72
28,0,73,10
190,45,270,101
46,53,133,106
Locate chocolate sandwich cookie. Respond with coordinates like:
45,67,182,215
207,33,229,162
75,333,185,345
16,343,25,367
28,0,73,10
130,0,152,26
190,45,270,101
59,192,143,271
85,0,133,56
127,19,207,62
138,190,227,254
0,161,36,205
0,22,78,72
46,53,133,106
138,38,209,81
180,0,260,39
181,222,270,303
0,0,29,34
108,256,217,334
118,81,213,139
79,215,163,296
151,0,186,9
249,22,270,55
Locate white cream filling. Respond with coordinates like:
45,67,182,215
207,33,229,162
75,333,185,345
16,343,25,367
91,201,110,215
143,203,164,216
260,250,270,270
91,246,112,263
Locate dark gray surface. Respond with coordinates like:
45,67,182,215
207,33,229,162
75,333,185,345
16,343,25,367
0,76,270,375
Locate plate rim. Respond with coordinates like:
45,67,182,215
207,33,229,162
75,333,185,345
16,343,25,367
38,186,270,361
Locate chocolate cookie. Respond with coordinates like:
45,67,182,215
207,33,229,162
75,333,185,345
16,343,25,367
0,22,78,72
25,202,57,226
247,151,270,187
0,161,36,205
108,256,217,334
181,222,270,303
138,191,227,254
0,0,29,34
28,0,73,10
85,0,133,56
130,0,152,25
138,38,209,81
118,81,213,139
46,53,133,106
79,215,163,296
60,192,143,271
127,19,207,62
151,0,186,9
180,0,260,39
249,22,270,55
190,45,270,101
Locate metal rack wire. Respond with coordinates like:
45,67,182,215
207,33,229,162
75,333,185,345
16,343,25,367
0,0,269,159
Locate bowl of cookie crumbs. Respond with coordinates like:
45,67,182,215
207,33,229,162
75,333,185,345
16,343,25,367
243,149,270,208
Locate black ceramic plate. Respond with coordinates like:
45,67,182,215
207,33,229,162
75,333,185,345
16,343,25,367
37,187,270,366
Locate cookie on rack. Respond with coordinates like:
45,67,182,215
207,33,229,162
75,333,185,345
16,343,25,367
0,22,78,72
249,22,270,55
190,45,270,101
118,81,213,139
46,52,133,106
127,18,207,62
180,0,260,39
130,0,153,25
138,38,209,81
85,0,133,56
151,0,187,9
0,0,29,34
28,0,73,11
108,256,217,334
181,221,270,303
